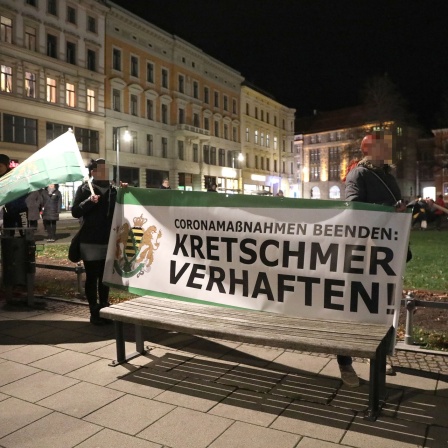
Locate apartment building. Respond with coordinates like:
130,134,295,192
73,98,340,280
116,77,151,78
105,3,243,190
432,128,448,198
0,0,108,208
241,84,296,196
296,106,419,201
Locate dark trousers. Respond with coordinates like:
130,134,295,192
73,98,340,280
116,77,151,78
43,220,57,239
83,259,110,317
337,355,352,366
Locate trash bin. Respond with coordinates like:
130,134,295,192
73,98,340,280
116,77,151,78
0,229,36,300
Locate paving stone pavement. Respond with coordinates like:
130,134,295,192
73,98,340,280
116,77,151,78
0,296,447,448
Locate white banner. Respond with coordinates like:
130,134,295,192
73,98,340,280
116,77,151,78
104,190,412,326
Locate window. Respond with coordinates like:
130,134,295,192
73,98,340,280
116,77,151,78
224,124,228,140
146,99,153,120
310,166,320,181
261,110,264,121
193,81,199,99
26,0,37,5
0,65,12,93
329,186,341,199
274,116,277,127
178,75,184,93
214,91,219,108
112,89,121,111
254,130,258,144
3,114,37,145
146,62,154,83
66,82,75,107
255,155,259,169
210,147,217,165
161,104,168,124
223,95,228,111
204,87,209,104
87,49,96,71
25,71,36,98
219,149,225,167
161,68,168,88
47,34,57,58
203,145,210,164
266,134,270,147
232,99,237,114
245,127,249,142
246,103,249,115
162,137,168,158
232,126,237,142
147,134,153,155
261,157,265,170
66,41,76,64
274,160,277,173
178,108,185,124
87,88,95,112
130,94,138,116
24,26,36,51
260,132,264,146
214,121,219,137
1,16,12,43
193,113,200,128
74,127,99,153
274,136,278,150
46,77,56,103
193,143,198,162
131,56,138,77
266,112,270,124
267,158,270,171
48,0,57,16
178,140,184,160
46,122,69,142
67,6,76,24
255,107,258,119
130,131,137,154
328,147,341,181
87,16,96,33
112,48,121,71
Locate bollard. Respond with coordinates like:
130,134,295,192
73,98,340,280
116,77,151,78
404,294,416,345
75,262,85,297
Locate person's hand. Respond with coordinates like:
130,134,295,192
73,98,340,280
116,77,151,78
90,194,100,203
119,181,129,188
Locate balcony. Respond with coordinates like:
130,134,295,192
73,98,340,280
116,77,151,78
175,124,210,138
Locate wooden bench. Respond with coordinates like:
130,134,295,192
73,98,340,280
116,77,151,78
100,296,394,421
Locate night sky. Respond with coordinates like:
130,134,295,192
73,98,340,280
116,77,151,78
111,0,448,132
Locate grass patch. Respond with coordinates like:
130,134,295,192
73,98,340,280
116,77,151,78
404,230,448,292
413,327,448,352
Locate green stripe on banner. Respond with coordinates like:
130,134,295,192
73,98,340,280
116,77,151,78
117,187,405,213
109,283,252,310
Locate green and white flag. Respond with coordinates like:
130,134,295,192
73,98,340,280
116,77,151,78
0,130,86,206
104,189,412,326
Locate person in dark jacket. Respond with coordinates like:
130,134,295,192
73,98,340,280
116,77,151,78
26,190,44,229
0,153,28,236
41,184,62,241
160,178,171,189
71,159,123,325
341,133,405,387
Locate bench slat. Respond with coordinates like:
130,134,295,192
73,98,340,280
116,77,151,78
101,296,391,358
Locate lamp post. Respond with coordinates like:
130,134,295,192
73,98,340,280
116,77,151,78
114,126,131,185
232,152,244,193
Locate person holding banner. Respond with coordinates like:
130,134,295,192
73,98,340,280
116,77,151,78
71,159,125,325
341,133,404,386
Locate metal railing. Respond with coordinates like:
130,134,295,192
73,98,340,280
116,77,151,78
35,262,85,296
400,293,448,347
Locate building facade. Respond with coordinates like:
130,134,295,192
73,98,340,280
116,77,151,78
296,107,419,202
0,0,108,208
105,3,243,191
240,84,296,196
1,0,296,203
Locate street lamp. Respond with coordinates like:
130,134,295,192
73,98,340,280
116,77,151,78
232,152,244,193
114,126,131,185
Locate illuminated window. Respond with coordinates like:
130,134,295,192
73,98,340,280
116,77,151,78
46,77,56,103
0,65,12,93
245,127,249,142
274,136,278,150
254,130,258,144
87,88,95,112
66,82,75,107
25,71,36,98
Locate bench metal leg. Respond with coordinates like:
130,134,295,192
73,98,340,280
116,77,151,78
109,321,147,367
364,328,393,421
